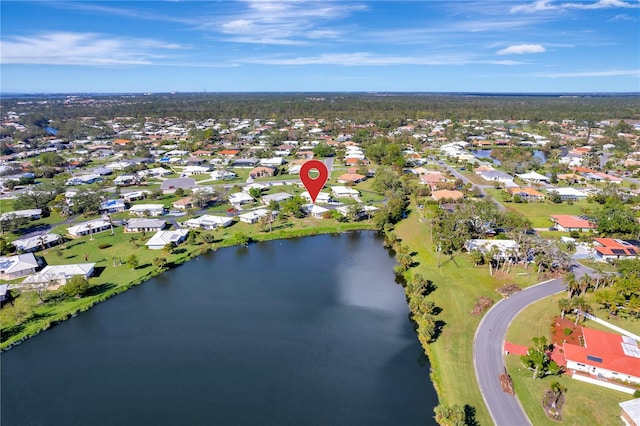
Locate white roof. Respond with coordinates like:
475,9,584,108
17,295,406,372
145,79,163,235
0,253,39,274
301,191,331,202
619,398,640,424
516,171,549,181
126,218,166,229
548,187,588,197
146,229,189,247
465,239,519,253
238,209,272,221
229,192,254,203
303,204,329,215
12,234,62,251
0,209,42,221
22,263,95,284
331,186,359,196
184,215,232,227
129,203,165,212
67,219,111,235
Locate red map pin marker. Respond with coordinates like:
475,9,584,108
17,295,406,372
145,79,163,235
300,160,329,204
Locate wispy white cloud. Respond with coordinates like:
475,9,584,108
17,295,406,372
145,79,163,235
496,44,546,55
238,52,524,66
536,69,640,77
208,1,365,45
512,0,639,13
0,32,184,66
608,12,638,20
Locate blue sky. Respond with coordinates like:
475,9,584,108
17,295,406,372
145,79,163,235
1,0,639,93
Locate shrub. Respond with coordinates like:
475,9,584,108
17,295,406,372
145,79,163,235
564,327,573,336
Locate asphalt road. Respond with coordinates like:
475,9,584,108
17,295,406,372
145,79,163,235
473,277,565,426
473,264,589,426
439,162,506,212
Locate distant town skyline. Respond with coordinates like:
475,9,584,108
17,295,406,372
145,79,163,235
1,1,639,93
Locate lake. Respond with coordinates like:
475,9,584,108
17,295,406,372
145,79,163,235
1,232,438,426
471,148,547,165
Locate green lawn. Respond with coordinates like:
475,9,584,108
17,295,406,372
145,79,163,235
394,206,539,425
485,189,596,228
505,295,638,425
1,214,376,350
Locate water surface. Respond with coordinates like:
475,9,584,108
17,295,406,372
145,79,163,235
1,232,437,426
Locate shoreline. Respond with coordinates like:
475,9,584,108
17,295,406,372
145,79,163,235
0,222,376,352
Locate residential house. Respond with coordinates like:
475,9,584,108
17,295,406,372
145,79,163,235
249,166,276,179
262,192,293,205
475,169,516,186
113,175,138,186
563,327,640,387
122,190,150,202
172,197,194,210
210,170,237,180
12,234,63,252
0,253,40,280
230,158,259,168
22,263,95,286
301,191,332,204
260,157,284,167
0,209,42,222
549,215,596,232
516,171,549,183
238,209,276,224
67,219,112,238
99,199,127,213
302,204,330,218
228,192,255,207
331,186,359,199
128,204,166,217
592,238,638,262
337,173,366,184
145,229,189,250
547,187,589,201
125,218,167,233
184,215,233,230
508,187,545,202
183,165,211,175
464,239,519,259
431,189,464,202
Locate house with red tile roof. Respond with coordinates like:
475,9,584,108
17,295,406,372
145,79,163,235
563,327,640,387
592,238,639,262
337,173,367,184
550,215,596,232
432,189,464,202
508,187,545,201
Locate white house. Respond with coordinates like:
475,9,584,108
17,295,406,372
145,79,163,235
125,218,167,233
261,192,293,205
260,157,284,167
302,204,330,218
113,175,138,186
301,191,332,204
145,229,189,249
228,192,255,207
183,165,211,175
12,234,63,252
464,239,519,259
331,186,360,199
67,219,112,238
564,327,640,388
547,187,589,201
516,171,549,183
0,253,40,280
184,215,233,230
99,199,127,213
128,204,166,217
22,263,95,286
210,170,237,180
0,209,42,222
238,209,276,224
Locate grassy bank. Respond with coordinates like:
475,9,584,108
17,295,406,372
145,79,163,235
393,205,539,425
1,218,375,351
504,295,635,425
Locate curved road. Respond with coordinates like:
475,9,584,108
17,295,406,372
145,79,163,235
473,264,589,426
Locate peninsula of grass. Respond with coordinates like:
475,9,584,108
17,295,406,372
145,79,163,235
504,296,635,425
0,217,375,351
393,205,539,426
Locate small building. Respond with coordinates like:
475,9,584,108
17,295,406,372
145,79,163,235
113,175,138,186
238,209,276,224
0,253,40,280
464,239,519,259
337,173,367,184
301,191,332,204
432,189,464,202
184,215,233,230
99,199,127,213
125,218,167,233
172,197,194,210
592,238,638,262
508,187,545,201
128,204,166,217
516,171,549,183
546,187,589,201
331,186,359,199
302,204,329,219
249,166,276,179
228,192,255,207
12,234,63,252
22,263,95,286
67,219,112,238
145,229,189,250
550,215,596,232
183,165,211,175
0,209,42,222
619,398,640,426
261,192,293,205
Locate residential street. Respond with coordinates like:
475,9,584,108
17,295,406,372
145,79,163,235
439,162,506,212
473,263,590,426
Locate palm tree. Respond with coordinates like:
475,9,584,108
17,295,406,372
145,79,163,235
558,298,571,319
565,272,579,299
579,275,592,296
